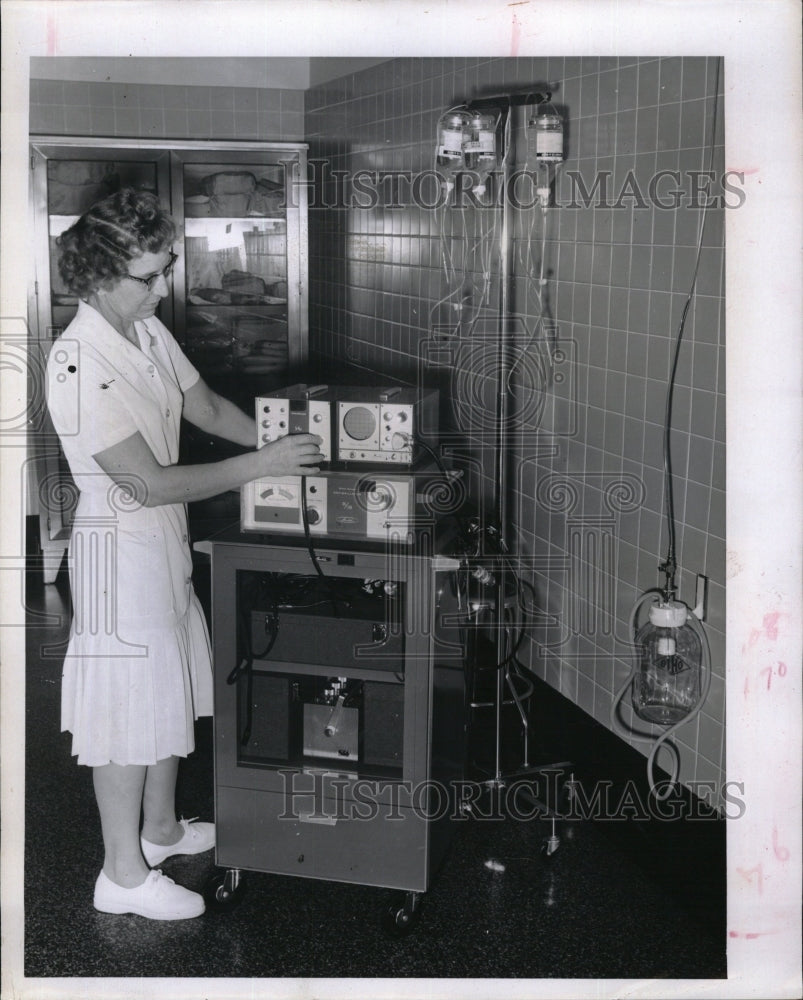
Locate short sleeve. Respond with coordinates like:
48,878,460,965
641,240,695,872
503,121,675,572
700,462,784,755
47,338,140,462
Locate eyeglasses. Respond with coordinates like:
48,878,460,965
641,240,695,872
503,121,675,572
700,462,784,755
125,251,178,290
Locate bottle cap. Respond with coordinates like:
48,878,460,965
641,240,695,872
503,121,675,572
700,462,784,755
648,600,688,629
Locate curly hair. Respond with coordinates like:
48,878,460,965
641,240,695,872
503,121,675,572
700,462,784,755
57,188,176,298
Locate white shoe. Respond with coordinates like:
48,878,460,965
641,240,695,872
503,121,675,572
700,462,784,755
140,817,215,867
93,869,205,920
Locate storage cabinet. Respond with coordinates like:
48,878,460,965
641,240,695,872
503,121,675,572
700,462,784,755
196,529,467,913
28,137,308,578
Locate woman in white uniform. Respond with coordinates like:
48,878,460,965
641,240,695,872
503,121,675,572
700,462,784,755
46,189,323,920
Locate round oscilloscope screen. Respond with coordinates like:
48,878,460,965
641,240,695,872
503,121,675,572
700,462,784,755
342,405,376,441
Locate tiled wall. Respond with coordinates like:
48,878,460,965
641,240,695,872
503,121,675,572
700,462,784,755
306,57,726,808
29,77,305,140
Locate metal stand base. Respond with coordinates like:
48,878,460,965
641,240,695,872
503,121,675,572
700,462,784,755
469,633,575,855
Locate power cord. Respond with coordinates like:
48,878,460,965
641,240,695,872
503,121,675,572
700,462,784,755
227,575,280,747
300,474,346,614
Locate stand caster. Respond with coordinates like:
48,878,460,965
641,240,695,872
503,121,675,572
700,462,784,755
381,891,421,937
204,868,247,911
541,818,560,858
541,834,560,857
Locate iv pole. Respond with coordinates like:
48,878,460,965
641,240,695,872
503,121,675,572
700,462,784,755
466,91,572,807
491,98,514,789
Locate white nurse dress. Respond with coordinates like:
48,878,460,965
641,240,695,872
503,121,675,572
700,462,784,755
46,300,213,766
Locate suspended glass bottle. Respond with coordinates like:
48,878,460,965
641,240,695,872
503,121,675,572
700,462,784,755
633,601,703,726
527,103,564,165
464,112,498,195
436,111,470,192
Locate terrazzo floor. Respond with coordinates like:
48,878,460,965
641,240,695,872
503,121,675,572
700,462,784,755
23,559,727,983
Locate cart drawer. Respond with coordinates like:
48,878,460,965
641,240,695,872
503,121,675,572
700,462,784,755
215,784,432,891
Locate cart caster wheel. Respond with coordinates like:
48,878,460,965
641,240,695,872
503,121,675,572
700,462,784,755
381,894,421,937
204,869,246,912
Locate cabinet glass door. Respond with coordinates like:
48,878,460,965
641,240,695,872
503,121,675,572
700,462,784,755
30,143,171,552
34,150,172,336
171,148,307,398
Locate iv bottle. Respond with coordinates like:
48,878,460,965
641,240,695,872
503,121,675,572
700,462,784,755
464,112,497,194
527,105,564,165
436,111,469,191
633,602,702,725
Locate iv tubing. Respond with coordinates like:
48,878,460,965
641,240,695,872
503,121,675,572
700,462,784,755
661,57,721,592
610,590,713,799
506,198,549,389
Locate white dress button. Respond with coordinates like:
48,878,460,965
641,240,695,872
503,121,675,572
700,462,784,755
165,409,171,418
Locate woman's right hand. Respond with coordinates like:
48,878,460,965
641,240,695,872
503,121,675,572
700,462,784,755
255,433,325,476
